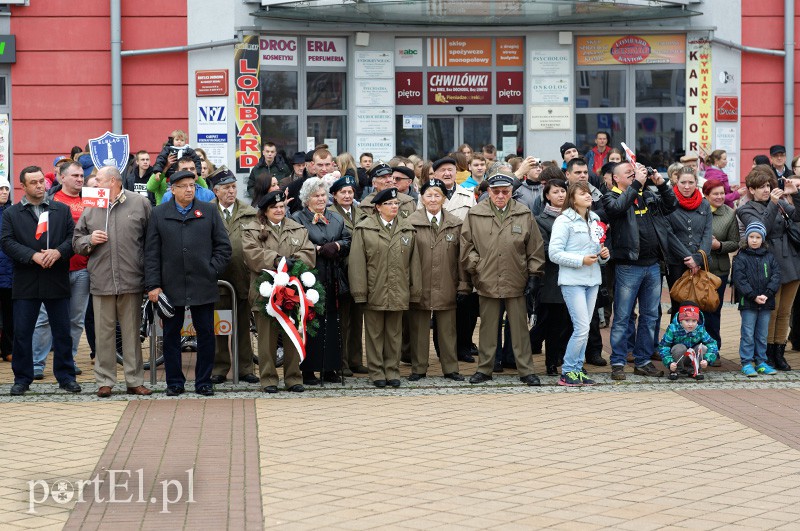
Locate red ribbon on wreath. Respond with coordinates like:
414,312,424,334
265,257,314,361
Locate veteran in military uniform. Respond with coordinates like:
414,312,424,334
359,163,416,219
242,190,315,393
349,187,422,388
460,173,545,386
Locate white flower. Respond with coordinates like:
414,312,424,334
300,272,316,287
265,302,276,317
306,289,320,305
274,272,290,287
259,281,273,298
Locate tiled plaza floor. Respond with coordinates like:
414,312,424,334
1,301,800,529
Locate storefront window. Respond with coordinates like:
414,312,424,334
307,72,346,110
306,116,345,152
260,71,298,110
497,115,523,158
396,116,423,158
635,112,684,171
576,70,626,108
636,69,685,107
261,115,298,156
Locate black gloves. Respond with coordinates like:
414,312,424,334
283,257,297,271
456,292,468,304
524,276,540,298
318,242,339,259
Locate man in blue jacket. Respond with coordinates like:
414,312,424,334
1,166,79,395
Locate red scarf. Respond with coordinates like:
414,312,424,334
673,186,703,211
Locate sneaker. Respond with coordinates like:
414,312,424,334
611,365,626,380
633,363,664,377
578,372,596,386
741,364,758,377
756,362,778,375
558,372,582,387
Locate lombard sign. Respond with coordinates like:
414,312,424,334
260,36,298,66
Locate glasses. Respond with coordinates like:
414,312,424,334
382,201,401,206
490,189,511,196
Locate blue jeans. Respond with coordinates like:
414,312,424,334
739,308,770,366
610,263,662,367
32,269,90,372
163,303,215,389
12,298,74,386
561,285,599,374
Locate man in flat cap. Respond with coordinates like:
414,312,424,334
360,163,416,218
209,167,259,385
769,145,793,179
144,169,232,397
460,172,545,386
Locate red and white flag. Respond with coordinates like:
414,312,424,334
81,187,111,209
35,211,48,240
620,142,636,165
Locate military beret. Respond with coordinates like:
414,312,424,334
256,190,285,210
420,178,447,197
330,175,357,195
373,187,398,205
432,157,457,172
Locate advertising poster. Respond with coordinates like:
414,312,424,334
395,38,423,67
496,38,524,67
427,72,491,105
355,51,394,79
428,38,491,67
686,32,712,155
305,37,347,66
260,36,298,66
396,72,423,105
234,35,261,172
197,97,228,168
576,34,686,65
496,72,523,105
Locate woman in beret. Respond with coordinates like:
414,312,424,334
331,174,369,375
349,187,422,388
291,177,351,385
242,190,315,393
407,179,467,381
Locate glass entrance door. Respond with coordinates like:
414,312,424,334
427,115,491,160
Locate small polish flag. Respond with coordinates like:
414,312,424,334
620,142,636,164
81,187,111,209
35,212,48,240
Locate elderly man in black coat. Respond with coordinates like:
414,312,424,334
1,166,79,396
144,170,231,396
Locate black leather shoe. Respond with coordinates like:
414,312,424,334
493,364,504,373
373,379,387,388
408,373,426,381
585,355,608,367
165,385,185,396
388,379,401,388
303,373,321,386
351,365,369,374
263,385,278,393
210,375,227,384
457,352,476,363
60,381,81,393
342,367,353,377
469,372,492,384
239,374,260,384
546,365,559,376
9,383,28,396
443,372,465,381
322,371,340,383
520,374,541,386
195,385,214,396
469,343,479,356
287,384,305,392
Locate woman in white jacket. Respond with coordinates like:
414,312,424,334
549,181,610,386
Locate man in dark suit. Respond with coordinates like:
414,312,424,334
144,170,232,397
1,166,79,395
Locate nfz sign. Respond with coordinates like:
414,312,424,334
0,36,15,64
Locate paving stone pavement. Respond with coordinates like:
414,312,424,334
1,302,800,528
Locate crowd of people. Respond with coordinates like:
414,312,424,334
2,130,799,395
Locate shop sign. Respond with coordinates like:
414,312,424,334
576,34,686,66
686,33,712,155
197,97,228,168
715,96,738,122
428,38,491,67
305,37,347,66
396,72,423,105
531,50,570,76
260,36,298,66
356,136,394,162
496,72,523,105
395,38,423,67
427,72,491,105
530,77,570,105
530,105,572,131
195,70,228,97
355,79,394,107
356,107,394,135
496,38,524,67
234,35,261,172
355,51,393,79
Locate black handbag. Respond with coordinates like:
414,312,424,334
777,203,800,251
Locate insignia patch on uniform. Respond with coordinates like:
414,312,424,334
402,237,410,246
512,225,522,234
400,211,409,217
446,234,455,242
291,238,299,245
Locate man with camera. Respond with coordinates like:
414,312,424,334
602,161,677,380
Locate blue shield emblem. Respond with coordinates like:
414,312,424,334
88,131,129,173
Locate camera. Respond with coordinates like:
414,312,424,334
645,166,656,176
